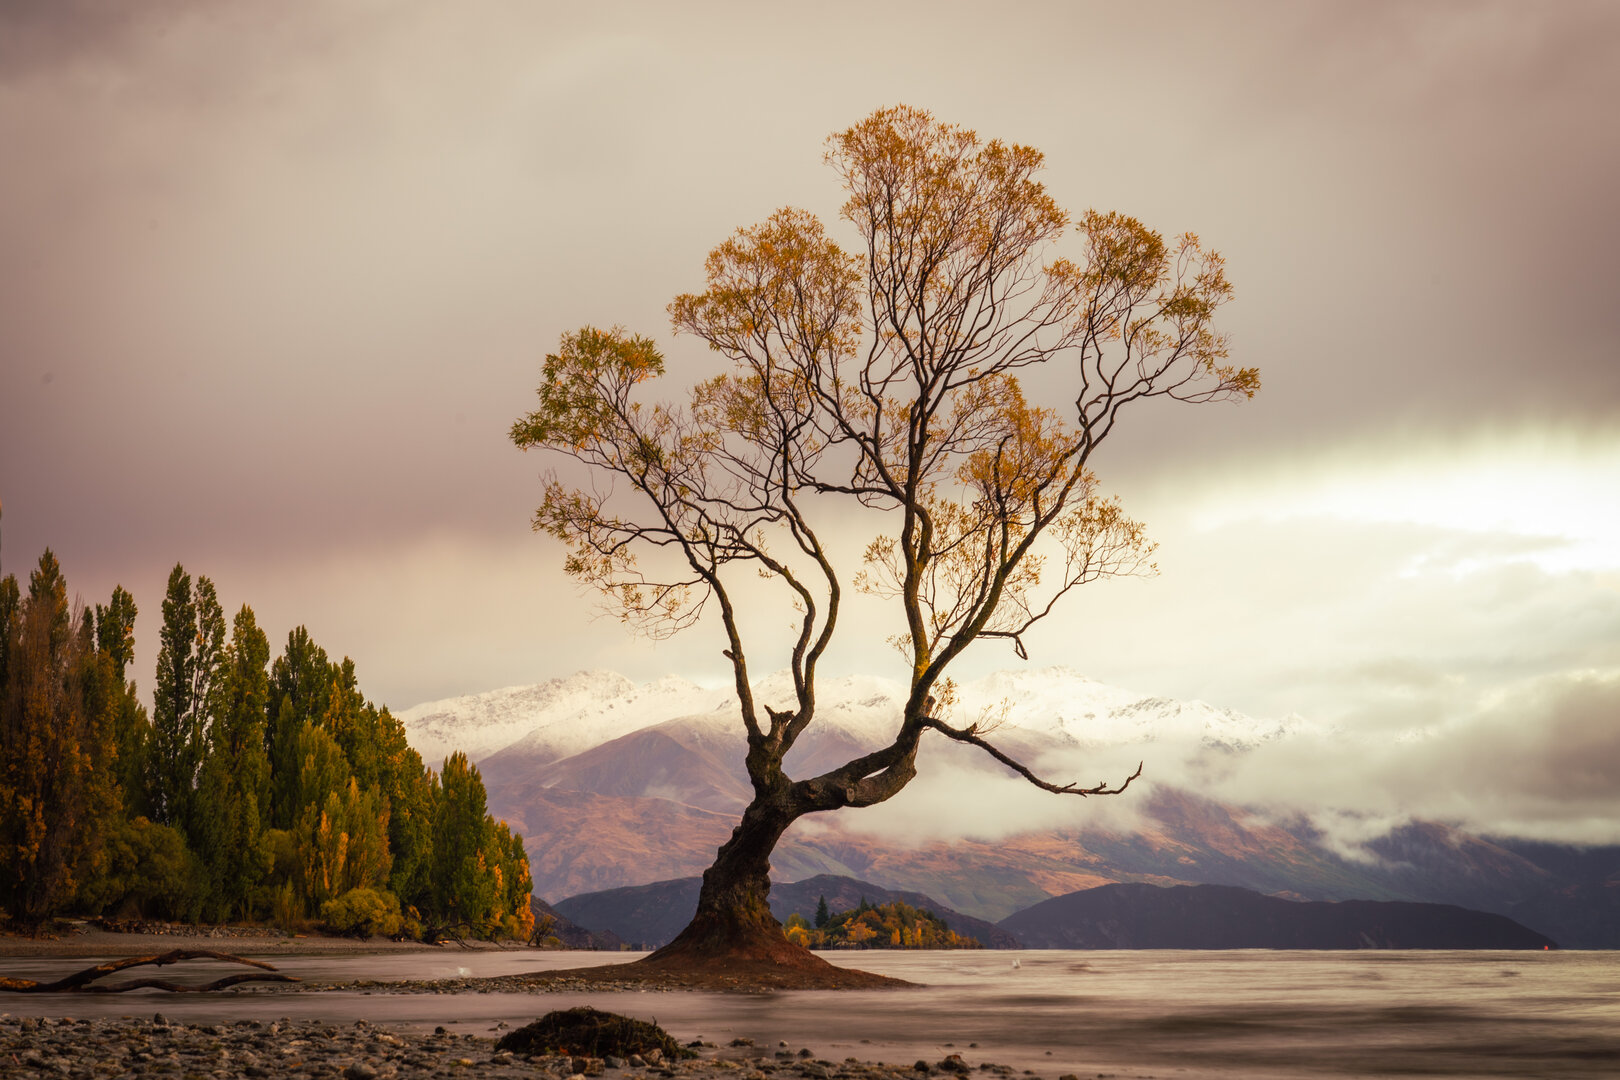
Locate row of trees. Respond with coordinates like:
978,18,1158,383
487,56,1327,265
0,542,533,940
783,900,981,950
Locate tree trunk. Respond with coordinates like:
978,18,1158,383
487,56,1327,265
541,744,913,988
639,795,815,969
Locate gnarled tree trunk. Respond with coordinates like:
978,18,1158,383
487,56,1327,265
640,797,802,968
635,711,930,985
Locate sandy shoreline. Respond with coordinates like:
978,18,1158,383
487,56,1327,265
0,924,542,959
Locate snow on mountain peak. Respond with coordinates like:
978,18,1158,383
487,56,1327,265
397,666,1299,768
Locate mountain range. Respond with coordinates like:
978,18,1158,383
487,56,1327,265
551,872,1019,950
398,668,1620,948
1000,882,1557,949
551,876,1555,950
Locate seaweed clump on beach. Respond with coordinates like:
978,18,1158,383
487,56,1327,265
495,1008,695,1059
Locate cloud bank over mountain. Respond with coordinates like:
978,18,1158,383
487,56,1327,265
401,665,1620,853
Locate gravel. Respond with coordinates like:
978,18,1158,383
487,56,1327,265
0,1014,1049,1080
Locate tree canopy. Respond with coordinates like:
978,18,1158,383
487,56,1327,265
0,544,532,940
515,104,1256,980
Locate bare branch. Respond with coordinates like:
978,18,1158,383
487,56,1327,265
0,950,295,994
920,713,1143,797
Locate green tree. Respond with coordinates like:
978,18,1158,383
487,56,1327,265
150,565,224,836
0,556,17,696
194,604,274,921
266,627,334,830
428,752,498,934
815,894,830,929
76,815,200,921
95,587,152,818
0,552,120,924
320,658,385,790
302,776,393,905
375,706,435,914
94,586,138,676
512,106,1256,975
290,721,350,906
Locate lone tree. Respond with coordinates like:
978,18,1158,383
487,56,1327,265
512,106,1257,982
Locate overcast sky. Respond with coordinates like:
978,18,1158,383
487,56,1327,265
3,1,1617,842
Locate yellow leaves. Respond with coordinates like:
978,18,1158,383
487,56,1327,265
511,105,1254,685
670,207,862,374
955,375,1071,513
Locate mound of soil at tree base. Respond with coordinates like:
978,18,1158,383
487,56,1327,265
496,1008,695,1059
528,916,914,990
535,951,911,991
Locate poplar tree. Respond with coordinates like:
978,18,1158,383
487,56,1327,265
95,587,151,818
494,820,536,940
290,720,352,906
429,752,498,933
149,565,224,836
375,706,435,913
266,626,333,830
195,605,274,920
0,552,119,924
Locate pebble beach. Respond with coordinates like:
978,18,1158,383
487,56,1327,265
0,1014,1061,1080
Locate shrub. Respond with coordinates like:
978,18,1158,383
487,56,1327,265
320,886,402,938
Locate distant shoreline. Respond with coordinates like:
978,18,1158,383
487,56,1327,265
0,923,542,959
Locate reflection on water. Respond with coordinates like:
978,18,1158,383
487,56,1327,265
4,949,1618,1078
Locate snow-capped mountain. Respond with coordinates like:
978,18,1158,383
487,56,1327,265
396,666,1617,948
396,671,719,768
397,665,1303,771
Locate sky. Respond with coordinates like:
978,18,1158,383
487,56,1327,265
2,1,1617,842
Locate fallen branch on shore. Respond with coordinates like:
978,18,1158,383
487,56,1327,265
0,949,300,993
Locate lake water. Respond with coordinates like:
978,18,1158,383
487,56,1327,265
4,949,1618,1079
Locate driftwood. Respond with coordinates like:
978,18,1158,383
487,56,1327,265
0,949,300,993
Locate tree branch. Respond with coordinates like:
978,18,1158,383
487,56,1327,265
0,950,297,993
919,712,1143,797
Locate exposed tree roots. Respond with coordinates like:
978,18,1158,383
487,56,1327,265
0,949,299,993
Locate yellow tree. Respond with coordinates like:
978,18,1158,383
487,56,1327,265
512,106,1257,982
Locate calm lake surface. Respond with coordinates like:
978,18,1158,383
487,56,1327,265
5,949,1618,1079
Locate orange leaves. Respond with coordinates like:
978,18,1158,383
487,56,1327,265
670,207,862,375
513,105,1255,706
954,374,1071,514
1067,210,1256,404
829,105,1067,256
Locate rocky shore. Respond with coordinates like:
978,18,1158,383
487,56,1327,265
0,923,528,959
0,1014,1075,1080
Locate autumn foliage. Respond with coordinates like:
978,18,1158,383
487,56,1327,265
512,105,1255,972
0,538,532,940
783,900,982,950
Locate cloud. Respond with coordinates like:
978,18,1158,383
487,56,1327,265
811,666,1620,850
801,737,1156,845
2,0,1616,870
1198,668,1620,845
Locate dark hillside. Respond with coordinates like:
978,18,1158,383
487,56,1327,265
554,874,1018,949
999,883,1557,949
